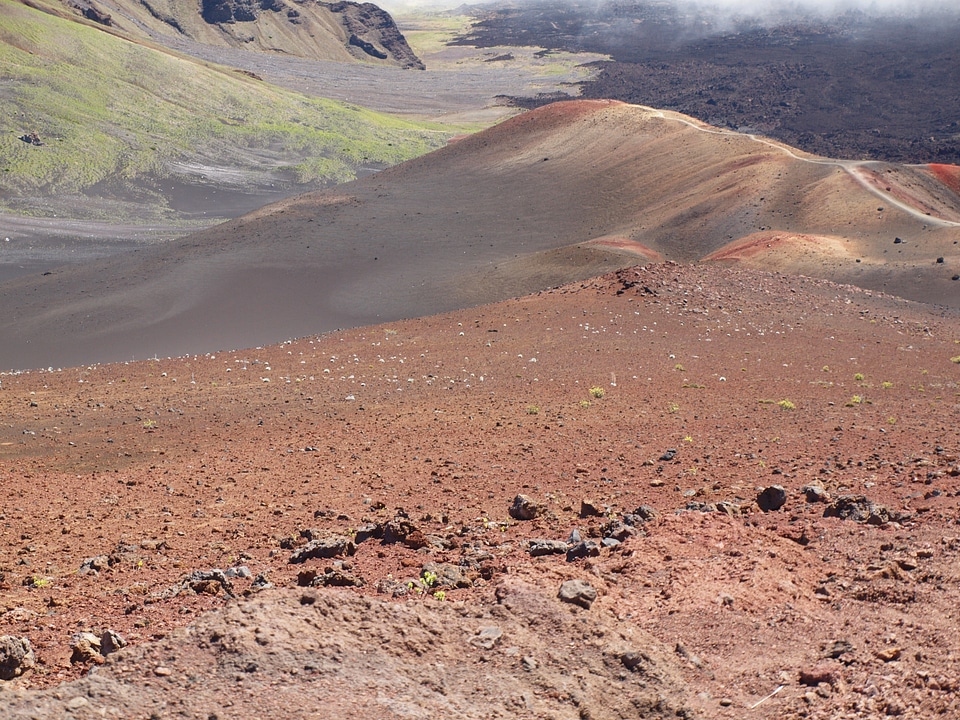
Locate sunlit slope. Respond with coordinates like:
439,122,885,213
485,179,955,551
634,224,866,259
1,100,959,370
0,0,450,209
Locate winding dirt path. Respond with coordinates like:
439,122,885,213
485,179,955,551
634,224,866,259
646,106,960,228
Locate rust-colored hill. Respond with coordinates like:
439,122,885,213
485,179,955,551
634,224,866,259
1,100,958,371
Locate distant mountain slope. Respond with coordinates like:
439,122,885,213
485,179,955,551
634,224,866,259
1,100,958,370
27,0,424,68
0,0,450,221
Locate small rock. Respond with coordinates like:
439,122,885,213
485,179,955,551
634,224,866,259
250,573,273,591
528,539,569,557
800,662,841,686
314,569,364,588
579,498,605,518
66,696,89,710
567,528,582,544
70,632,104,665
802,484,829,503
875,647,903,662
224,565,252,579
757,485,787,512
509,494,541,521
100,629,126,656
354,523,381,544
601,519,636,542
522,655,538,670
566,540,601,561
469,626,503,650
375,578,410,597
0,636,36,680
659,449,677,462
824,495,903,525
182,569,235,597
821,639,854,659
79,555,111,575
288,536,356,564
422,562,471,589
624,505,659,525
153,666,172,676
558,579,597,609
715,500,741,516
382,517,419,544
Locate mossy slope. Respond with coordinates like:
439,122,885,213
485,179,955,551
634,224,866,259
0,0,451,206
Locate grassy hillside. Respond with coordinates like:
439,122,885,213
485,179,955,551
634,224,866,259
0,0,454,215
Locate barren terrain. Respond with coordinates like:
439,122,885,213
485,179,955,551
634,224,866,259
2,263,960,718
459,0,960,164
2,100,958,371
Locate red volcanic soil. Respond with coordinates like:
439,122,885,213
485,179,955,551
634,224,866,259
928,163,960,196
2,263,960,718
703,232,849,263
581,235,665,261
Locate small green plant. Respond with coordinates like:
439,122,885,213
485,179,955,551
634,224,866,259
433,590,446,601
854,373,865,382
422,570,439,588
667,402,679,413
589,386,605,399
579,400,592,408
28,576,51,588
778,399,796,410
888,416,897,425
674,363,685,372
142,419,157,429
845,395,864,406
526,405,540,415
951,356,960,364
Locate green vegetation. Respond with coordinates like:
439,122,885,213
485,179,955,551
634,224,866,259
0,0,458,204
589,386,605,399
777,399,796,410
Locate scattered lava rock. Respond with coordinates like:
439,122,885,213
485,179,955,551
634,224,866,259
823,495,903,525
757,485,788,512
0,636,35,680
509,494,541,520
527,538,569,557
288,535,356,564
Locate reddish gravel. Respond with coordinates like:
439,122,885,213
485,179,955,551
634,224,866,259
2,262,960,718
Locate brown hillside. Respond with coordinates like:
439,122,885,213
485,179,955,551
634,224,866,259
1,100,958,371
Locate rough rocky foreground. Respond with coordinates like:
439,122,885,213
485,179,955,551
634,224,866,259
0,583,691,719
1,263,960,718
